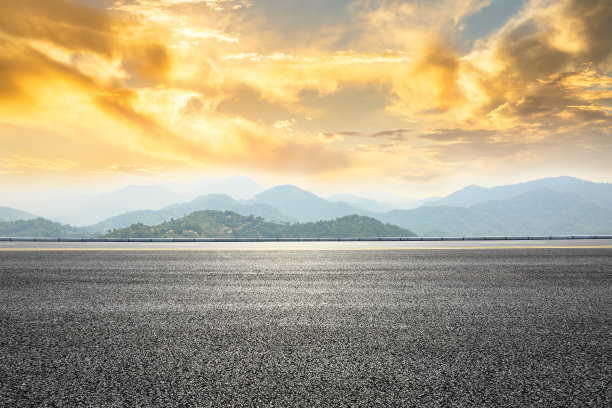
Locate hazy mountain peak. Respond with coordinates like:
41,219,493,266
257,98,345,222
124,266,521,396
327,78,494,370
250,185,371,222
260,184,312,193
190,193,235,202
0,206,38,222
190,176,265,199
425,176,612,209
254,185,321,201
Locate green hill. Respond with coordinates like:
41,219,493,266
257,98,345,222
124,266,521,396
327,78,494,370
104,211,415,239
0,218,97,238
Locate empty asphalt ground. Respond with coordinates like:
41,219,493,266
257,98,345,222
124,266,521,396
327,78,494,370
1,247,611,407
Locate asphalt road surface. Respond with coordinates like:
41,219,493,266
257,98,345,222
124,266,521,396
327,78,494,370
1,246,611,406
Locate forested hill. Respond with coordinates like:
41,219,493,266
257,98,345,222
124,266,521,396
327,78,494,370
0,218,96,238
104,211,415,239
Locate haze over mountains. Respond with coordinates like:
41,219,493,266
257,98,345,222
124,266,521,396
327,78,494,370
424,176,612,209
0,177,267,226
1,176,611,237
379,189,612,236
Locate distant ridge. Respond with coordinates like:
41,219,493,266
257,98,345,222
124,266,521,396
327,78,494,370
4,176,612,237
425,176,612,209
380,189,612,236
0,206,38,222
251,185,371,222
88,184,369,232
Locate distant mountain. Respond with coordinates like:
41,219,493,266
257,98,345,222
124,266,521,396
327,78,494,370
328,194,432,211
197,176,266,199
0,218,96,238
0,206,38,222
89,179,612,236
10,176,611,237
251,185,371,222
27,185,185,226
6,177,266,226
104,210,415,239
165,194,289,222
425,176,612,209
86,194,291,233
379,189,612,236
327,195,397,212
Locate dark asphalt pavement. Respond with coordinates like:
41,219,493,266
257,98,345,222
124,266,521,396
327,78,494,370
1,248,611,406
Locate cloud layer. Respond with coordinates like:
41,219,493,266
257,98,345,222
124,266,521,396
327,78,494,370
0,0,610,192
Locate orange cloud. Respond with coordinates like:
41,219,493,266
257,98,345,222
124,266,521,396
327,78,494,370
0,155,79,171
122,44,172,85
0,0,610,191
0,0,117,56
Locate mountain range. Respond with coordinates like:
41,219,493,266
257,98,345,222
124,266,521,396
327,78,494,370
85,185,376,234
424,176,612,209
378,189,612,236
1,176,611,237
87,194,292,234
0,176,268,226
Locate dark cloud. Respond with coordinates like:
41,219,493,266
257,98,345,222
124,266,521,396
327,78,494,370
319,129,411,141
181,97,204,116
419,128,494,142
399,172,441,182
0,0,117,56
560,0,612,64
493,0,612,80
371,129,410,140
0,0,173,90
466,0,612,138
379,142,399,150
318,131,362,139
494,20,570,81
123,44,172,85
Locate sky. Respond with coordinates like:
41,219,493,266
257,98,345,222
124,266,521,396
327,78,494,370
0,0,611,199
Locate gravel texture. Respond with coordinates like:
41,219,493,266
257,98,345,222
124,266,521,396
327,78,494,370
1,248,611,407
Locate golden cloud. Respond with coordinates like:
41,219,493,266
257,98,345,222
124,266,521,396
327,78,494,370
464,0,612,130
0,0,610,187
0,0,117,56
317,133,345,144
0,0,355,178
0,155,79,171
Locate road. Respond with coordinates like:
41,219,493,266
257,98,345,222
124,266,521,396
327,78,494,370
1,244,611,406
1,238,611,250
